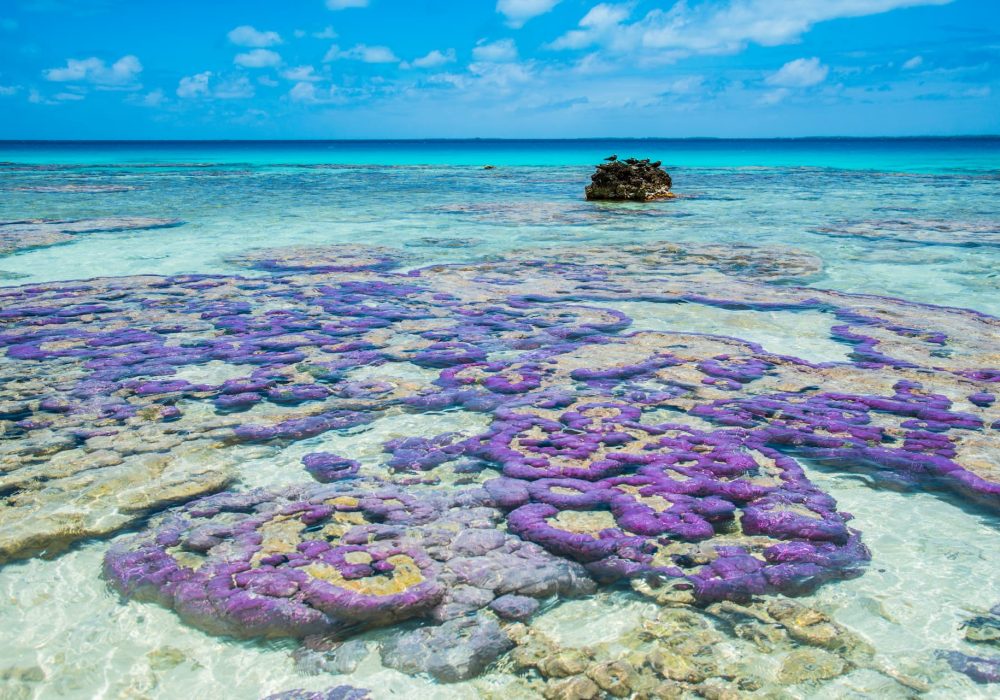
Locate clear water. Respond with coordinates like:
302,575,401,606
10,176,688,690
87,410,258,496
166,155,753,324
1,139,999,699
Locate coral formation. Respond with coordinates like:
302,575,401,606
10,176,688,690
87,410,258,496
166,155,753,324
0,217,183,256
585,157,673,201
1,240,998,688
103,481,593,640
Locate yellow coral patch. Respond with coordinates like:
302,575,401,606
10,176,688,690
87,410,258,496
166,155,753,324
250,514,306,566
326,496,359,508
546,510,617,536
303,554,424,596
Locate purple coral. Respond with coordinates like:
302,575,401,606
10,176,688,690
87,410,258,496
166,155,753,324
301,453,361,482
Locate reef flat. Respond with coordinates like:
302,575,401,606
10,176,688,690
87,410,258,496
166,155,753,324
2,239,998,696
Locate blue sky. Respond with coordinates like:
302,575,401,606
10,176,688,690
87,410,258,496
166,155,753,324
1,0,998,138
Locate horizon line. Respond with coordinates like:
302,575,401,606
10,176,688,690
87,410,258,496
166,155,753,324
2,135,999,144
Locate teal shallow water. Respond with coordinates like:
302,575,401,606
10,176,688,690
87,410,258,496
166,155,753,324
2,146,999,313
1,140,999,699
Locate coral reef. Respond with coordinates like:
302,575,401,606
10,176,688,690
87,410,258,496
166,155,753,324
225,244,405,273
103,481,593,640
815,218,1000,247
0,217,183,256
1,239,998,688
263,686,371,700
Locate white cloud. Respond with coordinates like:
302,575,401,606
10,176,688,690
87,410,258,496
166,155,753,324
214,76,255,99
903,55,923,70
282,65,323,81
140,88,165,106
288,81,343,104
176,72,255,99
467,60,534,91
403,49,456,69
326,0,368,9
289,81,317,102
548,3,631,50
766,57,828,87
472,38,518,62
234,49,282,68
43,55,142,87
497,0,560,28
227,25,282,47
177,71,212,98
759,87,790,105
258,75,279,87
0,84,20,96
313,26,338,39
324,43,399,63
54,92,84,101
549,0,952,61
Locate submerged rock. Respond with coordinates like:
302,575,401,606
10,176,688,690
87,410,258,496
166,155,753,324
585,157,673,201
777,648,847,684
263,686,371,700
292,639,371,675
379,612,514,682
0,217,183,256
939,650,1000,684
225,244,404,273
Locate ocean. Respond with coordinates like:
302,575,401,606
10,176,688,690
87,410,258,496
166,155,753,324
1,139,998,699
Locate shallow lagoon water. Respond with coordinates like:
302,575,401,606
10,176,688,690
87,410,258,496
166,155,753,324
1,140,999,699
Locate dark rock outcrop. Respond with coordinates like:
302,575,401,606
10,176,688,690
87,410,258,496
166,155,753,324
585,157,673,201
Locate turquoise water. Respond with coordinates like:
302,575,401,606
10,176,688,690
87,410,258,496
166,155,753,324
2,137,999,170
1,140,1000,699
3,139,999,313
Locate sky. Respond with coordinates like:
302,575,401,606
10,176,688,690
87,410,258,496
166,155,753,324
0,0,998,139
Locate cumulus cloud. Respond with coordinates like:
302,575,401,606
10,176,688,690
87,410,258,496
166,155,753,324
903,55,923,70
214,76,255,99
549,0,952,60
326,0,368,9
472,38,518,62
43,55,142,87
139,89,165,106
176,71,212,98
759,87,790,105
313,26,338,39
324,43,399,63
402,49,456,69
177,72,255,99
282,65,323,81
766,57,828,87
234,49,282,68
288,81,343,104
497,0,561,28
548,3,631,50
0,84,20,96
227,25,282,47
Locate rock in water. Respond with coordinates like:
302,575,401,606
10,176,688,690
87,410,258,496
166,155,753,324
263,687,371,700
585,158,673,201
379,613,514,682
